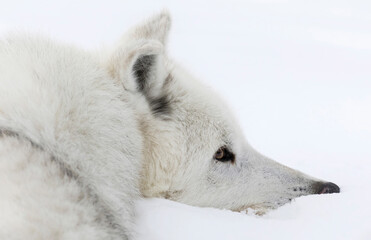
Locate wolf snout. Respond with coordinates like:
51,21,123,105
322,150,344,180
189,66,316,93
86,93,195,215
316,182,340,194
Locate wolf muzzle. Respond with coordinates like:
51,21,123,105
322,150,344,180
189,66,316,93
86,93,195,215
315,182,340,194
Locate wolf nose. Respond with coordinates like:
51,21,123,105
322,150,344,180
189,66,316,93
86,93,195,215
317,182,340,194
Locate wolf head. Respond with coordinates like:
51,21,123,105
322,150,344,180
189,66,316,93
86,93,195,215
105,11,340,213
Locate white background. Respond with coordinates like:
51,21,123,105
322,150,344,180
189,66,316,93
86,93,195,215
1,1,370,239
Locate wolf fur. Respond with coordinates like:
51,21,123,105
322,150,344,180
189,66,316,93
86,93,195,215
0,11,339,239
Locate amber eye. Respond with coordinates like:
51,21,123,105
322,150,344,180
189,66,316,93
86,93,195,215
214,147,225,160
213,146,235,163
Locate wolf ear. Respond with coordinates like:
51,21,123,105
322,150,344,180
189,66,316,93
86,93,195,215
124,10,171,45
107,11,171,101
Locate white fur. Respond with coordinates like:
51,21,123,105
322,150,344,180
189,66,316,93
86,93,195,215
0,11,336,239
0,33,142,239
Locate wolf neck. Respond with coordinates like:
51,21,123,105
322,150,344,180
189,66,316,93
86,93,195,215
138,107,184,200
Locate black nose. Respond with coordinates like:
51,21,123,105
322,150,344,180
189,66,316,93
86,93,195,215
317,182,340,194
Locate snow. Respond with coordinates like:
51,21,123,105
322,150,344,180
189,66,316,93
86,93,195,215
135,193,370,240
1,1,370,239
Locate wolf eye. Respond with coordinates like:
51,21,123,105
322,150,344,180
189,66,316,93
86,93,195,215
213,146,235,163
214,148,224,159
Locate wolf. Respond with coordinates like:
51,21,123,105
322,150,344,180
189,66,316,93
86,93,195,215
0,11,339,240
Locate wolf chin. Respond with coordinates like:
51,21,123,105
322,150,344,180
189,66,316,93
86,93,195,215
0,11,339,239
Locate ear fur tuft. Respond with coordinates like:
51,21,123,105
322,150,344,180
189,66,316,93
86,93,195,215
127,10,171,45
